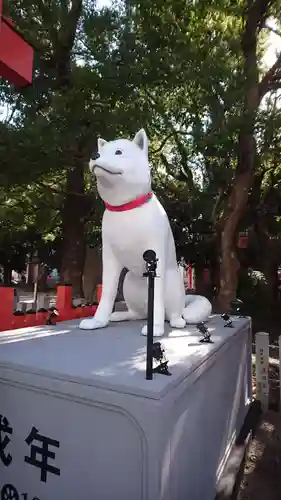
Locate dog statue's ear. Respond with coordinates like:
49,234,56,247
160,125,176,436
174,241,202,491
97,138,107,152
133,129,148,153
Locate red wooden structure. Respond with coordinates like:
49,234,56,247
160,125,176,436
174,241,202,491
0,0,34,87
237,230,249,249
0,285,97,332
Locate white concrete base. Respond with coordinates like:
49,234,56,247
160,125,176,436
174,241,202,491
0,315,252,500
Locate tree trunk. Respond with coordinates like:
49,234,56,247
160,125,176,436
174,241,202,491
37,264,48,292
3,265,12,285
60,161,87,298
217,168,254,311
195,265,208,297
217,0,261,311
82,246,102,303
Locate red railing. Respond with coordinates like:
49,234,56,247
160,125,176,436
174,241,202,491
0,285,97,332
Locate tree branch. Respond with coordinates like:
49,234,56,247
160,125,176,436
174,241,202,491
264,81,281,93
143,87,195,190
151,131,191,155
259,52,281,99
264,23,281,38
36,181,93,199
211,188,224,225
247,0,274,33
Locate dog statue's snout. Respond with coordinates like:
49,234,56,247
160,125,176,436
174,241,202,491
91,152,100,161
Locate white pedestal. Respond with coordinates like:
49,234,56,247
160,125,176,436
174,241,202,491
0,315,252,500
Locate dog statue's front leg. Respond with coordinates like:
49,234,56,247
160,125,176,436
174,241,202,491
141,250,165,337
79,243,121,330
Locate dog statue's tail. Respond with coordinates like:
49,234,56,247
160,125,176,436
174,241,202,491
182,295,212,324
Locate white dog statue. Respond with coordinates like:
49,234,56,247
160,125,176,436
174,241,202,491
79,129,212,336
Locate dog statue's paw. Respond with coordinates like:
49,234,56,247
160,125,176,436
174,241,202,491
141,324,164,337
79,317,109,330
170,316,186,329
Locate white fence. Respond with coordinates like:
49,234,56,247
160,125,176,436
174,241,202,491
254,331,280,411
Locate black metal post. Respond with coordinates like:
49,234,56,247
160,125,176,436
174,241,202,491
143,250,158,380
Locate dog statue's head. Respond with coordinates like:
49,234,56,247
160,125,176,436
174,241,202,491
89,129,151,206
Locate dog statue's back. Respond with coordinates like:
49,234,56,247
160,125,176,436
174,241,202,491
80,129,212,336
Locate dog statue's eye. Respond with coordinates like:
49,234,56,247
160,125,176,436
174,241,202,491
115,150,123,155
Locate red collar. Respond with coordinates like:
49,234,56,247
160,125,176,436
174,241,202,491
104,192,153,212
